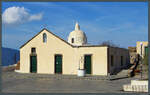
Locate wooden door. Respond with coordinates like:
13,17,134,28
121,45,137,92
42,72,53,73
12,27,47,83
30,56,37,73
55,55,62,74
84,55,91,74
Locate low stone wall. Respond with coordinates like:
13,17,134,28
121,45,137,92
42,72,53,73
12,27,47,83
123,80,148,92
2,65,16,72
131,80,148,85
123,84,148,92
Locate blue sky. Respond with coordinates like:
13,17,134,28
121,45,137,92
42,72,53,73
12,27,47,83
2,2,148,50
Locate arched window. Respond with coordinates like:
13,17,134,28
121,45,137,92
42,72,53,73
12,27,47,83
71,38,74,43
43,33,47,43
31,47,36,53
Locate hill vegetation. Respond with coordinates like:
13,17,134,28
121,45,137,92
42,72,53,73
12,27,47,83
2,47,20,66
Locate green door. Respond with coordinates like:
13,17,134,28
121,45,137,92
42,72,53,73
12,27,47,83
84,55,91,74
55,55,62,74
30,56,37,73
145,46,148,56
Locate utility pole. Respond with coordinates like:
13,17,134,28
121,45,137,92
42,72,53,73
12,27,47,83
140,42,143,80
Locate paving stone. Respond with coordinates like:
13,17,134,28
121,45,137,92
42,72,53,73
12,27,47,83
2,71,146,93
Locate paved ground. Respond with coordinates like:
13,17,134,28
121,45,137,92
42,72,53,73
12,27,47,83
1,71,145,93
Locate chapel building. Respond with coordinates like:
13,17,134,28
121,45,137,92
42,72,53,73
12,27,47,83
19,22,130,75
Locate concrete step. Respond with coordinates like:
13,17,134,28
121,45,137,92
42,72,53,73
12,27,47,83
123,80,148,92
117,70,129,76
123,84,148,92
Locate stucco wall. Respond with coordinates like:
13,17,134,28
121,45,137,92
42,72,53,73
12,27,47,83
136,41,148,58
72,47,108,75
20,29,74,74
20,29,108,75
108,47,130,74
20,29,129,76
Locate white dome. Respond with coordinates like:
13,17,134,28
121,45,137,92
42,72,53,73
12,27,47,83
68,22,87,46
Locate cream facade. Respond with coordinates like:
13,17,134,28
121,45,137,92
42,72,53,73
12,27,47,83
20,23,130,76
136,41,148,58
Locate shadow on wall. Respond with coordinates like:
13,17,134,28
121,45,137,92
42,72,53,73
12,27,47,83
112,64,131,75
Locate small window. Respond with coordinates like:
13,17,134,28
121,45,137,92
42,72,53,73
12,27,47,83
111,55,114,66
71,38,74,43
121,56,123,66
31,48,36,53
43,33,47,43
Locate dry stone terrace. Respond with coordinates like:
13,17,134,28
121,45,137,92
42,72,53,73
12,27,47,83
2,71,147,93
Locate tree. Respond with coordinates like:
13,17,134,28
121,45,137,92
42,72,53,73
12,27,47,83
99,40,119,47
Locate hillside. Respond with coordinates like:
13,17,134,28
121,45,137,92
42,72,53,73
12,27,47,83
2,47,20,66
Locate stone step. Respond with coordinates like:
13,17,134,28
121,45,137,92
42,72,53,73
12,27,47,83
123,80,148,92
123,84,148,92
